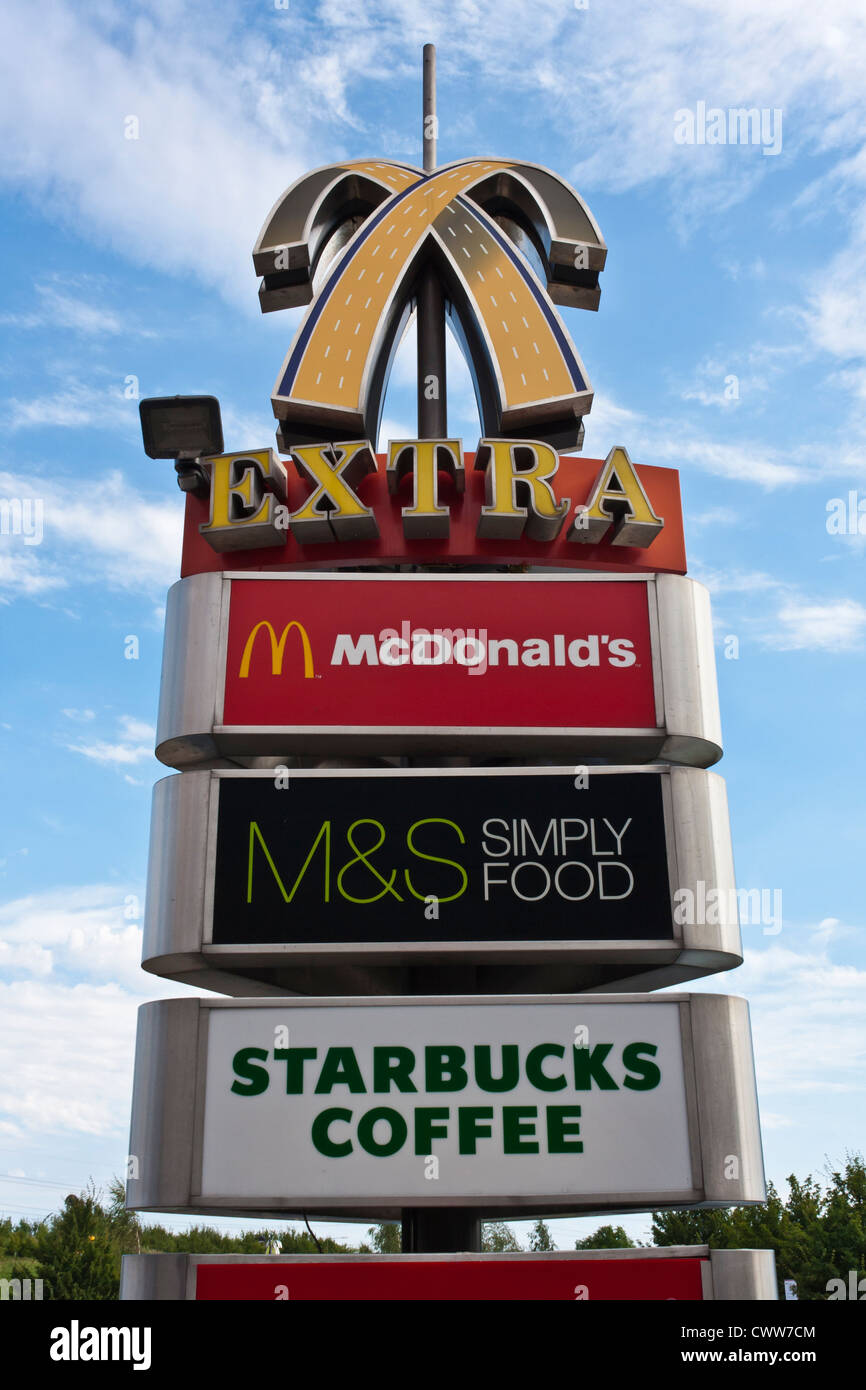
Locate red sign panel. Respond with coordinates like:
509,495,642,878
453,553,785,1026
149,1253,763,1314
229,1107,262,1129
221,576,658,733
195,1257,706,1301
182,454,686,578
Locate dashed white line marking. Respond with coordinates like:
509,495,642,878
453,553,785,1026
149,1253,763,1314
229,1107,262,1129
365,297,372,307
357,268,366,281
316,372,322,385
324,345,331,358
543,368,550,381
490,295,498,306
354,321,361,334
479,242,489,254
376,271,384,283
477,270,485,282
532,341,539,354
522,316,529,328
447,226,456,237
509,291,517,302
345,294,353,304
390,247,398,259
512,345,519,358
338,375,344,389
461,246,471,258
496,266,504,278
334,319,341,330
463,222,474,234
346,349,352,361
521,372,527,386
501,320,510,333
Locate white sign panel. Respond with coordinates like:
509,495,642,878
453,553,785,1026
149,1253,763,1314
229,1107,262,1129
201,1000,691,1201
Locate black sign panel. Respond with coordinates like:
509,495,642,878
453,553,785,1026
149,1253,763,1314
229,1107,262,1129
211,772,672,945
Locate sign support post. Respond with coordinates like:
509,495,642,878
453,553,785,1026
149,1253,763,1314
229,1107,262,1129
417,43,447,439
408,49,474,1250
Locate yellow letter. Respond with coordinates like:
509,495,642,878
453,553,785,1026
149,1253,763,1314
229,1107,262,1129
200,449,288,552
386,439,464,538
475,439,569,541
568,445,663,547
289,441,379,542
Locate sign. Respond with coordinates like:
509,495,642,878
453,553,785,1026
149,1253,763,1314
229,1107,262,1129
118,1247,779,1301
142,766,742,995
253,158,606,450
184,444,686,573
155,572,722,768
125,994,765,1217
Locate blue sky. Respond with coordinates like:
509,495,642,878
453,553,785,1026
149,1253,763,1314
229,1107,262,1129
0,0,864,1250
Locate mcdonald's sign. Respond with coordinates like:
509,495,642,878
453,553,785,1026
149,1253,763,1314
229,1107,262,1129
154,571,722,769
238,620,315,679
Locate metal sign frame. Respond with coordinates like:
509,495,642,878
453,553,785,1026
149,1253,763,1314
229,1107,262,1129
155,570,723,769
120,1246,778,1301
125,993,765,1220
142,765,741,996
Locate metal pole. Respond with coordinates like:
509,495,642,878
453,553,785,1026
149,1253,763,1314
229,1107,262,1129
422,42,437,174
417,43,447,438
402,48,474,1255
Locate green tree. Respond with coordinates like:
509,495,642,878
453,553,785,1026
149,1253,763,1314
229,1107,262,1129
529,1218,556,1251
575,1223,636,1250
482,1221,522,1252
36,1190,117,1300
652,1155,866,1300
367,1223,401,1253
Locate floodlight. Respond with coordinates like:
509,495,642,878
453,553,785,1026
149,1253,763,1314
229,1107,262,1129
139,395,223,496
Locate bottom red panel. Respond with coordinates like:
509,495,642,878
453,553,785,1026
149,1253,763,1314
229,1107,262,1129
195,1257,706,1301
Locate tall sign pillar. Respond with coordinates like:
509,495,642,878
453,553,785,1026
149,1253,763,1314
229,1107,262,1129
123,45,772,1297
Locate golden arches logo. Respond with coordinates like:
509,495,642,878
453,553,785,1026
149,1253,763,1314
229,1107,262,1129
238,620,315,679
253,157,606,453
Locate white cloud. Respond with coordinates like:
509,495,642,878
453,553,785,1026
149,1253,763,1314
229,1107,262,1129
689,506,741,528
0,980,138,1138
765,597,866,652
67,714,156,769
0,550,66,601
3,381,137,433
689,565,866,652
0,280,126,337
683,933,866,1113
0,467,183,596
732,941,866,1097
0,0,339,308
0,884,145,989
0,883,207,1139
